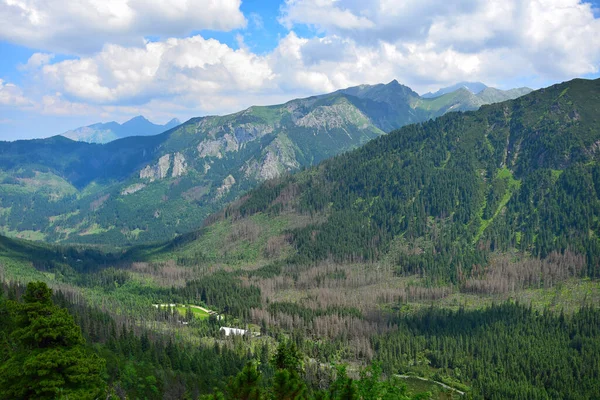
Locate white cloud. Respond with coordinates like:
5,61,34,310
40,93,98,116
0,79,33,107
0,0,246,54
40,36,275,105
248,12,264,30
3,0,600,134
280,0,480,42
280,0,375,30
280,0,600,83
265,31,489,95
19,52,55,70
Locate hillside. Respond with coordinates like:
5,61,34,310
0,81,530,245
61,116,181,144
168,78,600,281
0,78,598,400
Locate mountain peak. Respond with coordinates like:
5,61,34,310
422,82,488,98
337,79,419,104
385,79,415,92
454,87,476,95
60,115,180,144
164,118,181,129
123,115,150,125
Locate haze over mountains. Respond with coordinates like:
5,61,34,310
0,80,531,245
61,116,181,144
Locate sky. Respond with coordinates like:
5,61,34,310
1,0,599,140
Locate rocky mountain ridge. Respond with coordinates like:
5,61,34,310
0,80,532,245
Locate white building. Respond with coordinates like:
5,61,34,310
220,327,248,336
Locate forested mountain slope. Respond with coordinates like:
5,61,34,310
178,78,600,280
0,81,528,245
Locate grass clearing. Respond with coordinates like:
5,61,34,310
154,303,213,320
0,228,47,241
150,212,315,267
475,167,521,242
175,305,210,320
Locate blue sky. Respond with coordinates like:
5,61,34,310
1,0,599,140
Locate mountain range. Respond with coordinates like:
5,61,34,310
61,116,181,144
0,77,597,400
161,77,600,279
0,80,531,245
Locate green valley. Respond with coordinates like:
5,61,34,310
0,78,598,399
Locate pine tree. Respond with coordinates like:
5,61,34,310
271,369,308,400
272,340,304,374
0,289,13,363
227,361,264,400
0,282,106,400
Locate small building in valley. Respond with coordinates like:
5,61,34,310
220,327,248,336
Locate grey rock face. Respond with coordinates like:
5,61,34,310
172,153,187,178
121,183,146,195
216,174,236,199
140,154,171,181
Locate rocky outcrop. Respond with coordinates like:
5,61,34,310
295,101,371,132
216,175,236,199
121,183,146,195
172,152,187,177
243,136,300,181
140,154,171,181
197,134,239,159
198,140,224,158
233,124,274,143
158,155,171,177
140,153,187,181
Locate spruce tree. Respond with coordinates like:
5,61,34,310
0,282,106,400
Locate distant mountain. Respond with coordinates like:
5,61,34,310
0,80,532,245
476,87,533,103
334,80,425,132
61,116,181,144
413,86,533,119
422,81,489,98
